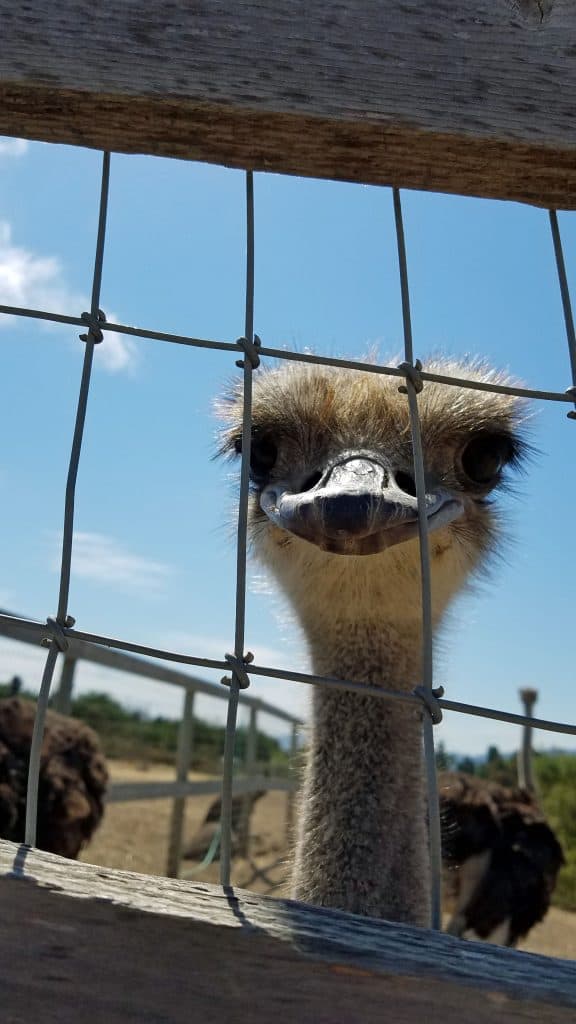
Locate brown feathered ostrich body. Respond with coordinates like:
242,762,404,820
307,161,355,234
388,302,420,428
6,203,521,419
219,358,526,926
0,697,108,858
440,692,564,946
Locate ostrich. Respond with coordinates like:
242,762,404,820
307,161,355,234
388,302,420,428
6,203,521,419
218,357,527,926
0,696,108,858
184,790,266,863
440,689,564,946
517,686,538,791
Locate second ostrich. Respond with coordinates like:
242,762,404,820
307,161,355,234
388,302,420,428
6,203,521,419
440,689,564,946
219,358,526,925
0,696,108,858
440,771,564,945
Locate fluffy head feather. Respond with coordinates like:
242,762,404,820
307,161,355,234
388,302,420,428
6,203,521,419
217,357,528,642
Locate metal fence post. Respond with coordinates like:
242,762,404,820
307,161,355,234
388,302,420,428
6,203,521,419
238,705,258,857
285,721,299,844
166,688,195,878
53,656,77,715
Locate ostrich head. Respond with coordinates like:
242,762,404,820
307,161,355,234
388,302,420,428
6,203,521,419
219,358,526,656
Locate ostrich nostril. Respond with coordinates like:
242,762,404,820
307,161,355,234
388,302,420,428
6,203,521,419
395,471,417,497
301,470,323,492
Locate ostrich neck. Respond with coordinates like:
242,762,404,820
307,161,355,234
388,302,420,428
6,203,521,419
292,613,430,926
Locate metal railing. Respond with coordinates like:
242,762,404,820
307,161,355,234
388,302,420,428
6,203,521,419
0,608,301,878
1,152,575,928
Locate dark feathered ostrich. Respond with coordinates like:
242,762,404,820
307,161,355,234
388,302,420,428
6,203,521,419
440,689,564,946
218,357,528,924
0,697,108,858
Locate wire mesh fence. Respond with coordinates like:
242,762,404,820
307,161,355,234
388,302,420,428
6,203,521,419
1,149,575,930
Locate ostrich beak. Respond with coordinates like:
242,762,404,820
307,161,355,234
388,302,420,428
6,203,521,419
260,454,463,555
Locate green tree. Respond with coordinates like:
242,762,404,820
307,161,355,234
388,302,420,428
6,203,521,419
535,752,576,910
435,741,455,771
477,745,516,786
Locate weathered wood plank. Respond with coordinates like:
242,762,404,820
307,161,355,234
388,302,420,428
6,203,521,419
0,840,574,1023
0,1,576,207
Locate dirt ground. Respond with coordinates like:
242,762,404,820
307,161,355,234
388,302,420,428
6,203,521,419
82,759,576,961
83,759,291,893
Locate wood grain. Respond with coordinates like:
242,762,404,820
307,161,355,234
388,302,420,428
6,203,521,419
0,1,576,206
1,839,575,1022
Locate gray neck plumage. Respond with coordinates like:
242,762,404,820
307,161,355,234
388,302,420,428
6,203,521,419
291,617,431,926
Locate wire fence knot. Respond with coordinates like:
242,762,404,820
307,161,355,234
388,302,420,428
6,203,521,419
236,335,261,369
41,615,75,652
398,359,424,395
80,309,107,345
413,684,444,725
221,651,254,690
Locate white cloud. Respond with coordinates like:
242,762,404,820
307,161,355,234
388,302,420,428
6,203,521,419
0,220,137,373
161,630,299,670
0,221,65,308
95,327,138,374
0,138,28,159
0,639,48,689
0,637,178,716
50,531,174,592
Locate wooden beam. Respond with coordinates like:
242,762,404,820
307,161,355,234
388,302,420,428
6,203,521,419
0,1,576,207
0,841,575,1022
107,774,295,803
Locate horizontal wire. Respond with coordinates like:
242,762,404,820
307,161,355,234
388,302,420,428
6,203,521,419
0,301,574,404
0,303,238,354
3,613,575,738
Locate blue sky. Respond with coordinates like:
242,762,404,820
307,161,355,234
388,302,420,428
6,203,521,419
0,136,574,754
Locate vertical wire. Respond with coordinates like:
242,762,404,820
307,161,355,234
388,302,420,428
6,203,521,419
549,210,576,417
24,644,59,845
407,382,443,931
58,152,111,621
25,152,111,847
220,170,256,886
393,187,442,929
244,170,255,375
56,342,96,621
393,188,414,365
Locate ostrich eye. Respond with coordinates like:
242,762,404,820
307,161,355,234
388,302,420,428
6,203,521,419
250,435,278,479
234,431,278,481
460,433,514,486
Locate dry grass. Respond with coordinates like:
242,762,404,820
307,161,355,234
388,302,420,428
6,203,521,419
82,759,576,960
